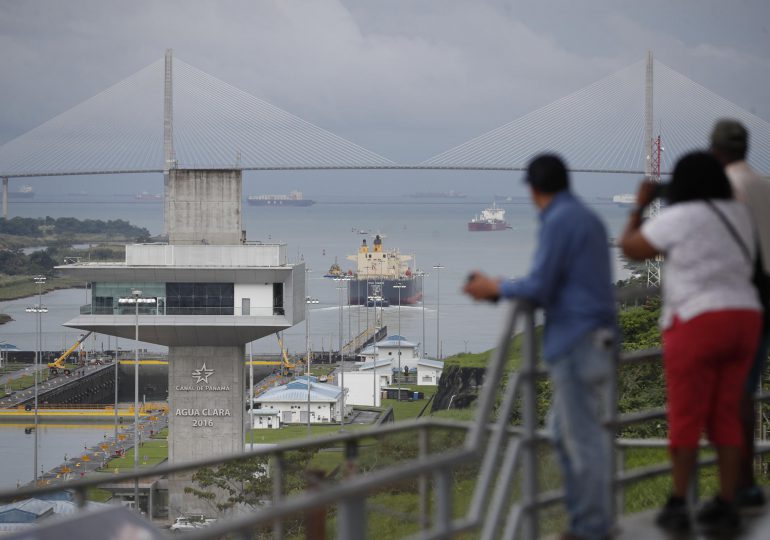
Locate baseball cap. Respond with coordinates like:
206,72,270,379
711,119,747,151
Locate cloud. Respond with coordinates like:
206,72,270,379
0,0,767,161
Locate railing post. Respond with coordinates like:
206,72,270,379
615,447,625,517
419,424,431,531
608,351,619,527
339,440,366,540
273,452,285,540
687,460,699,508
521,306,539,540
433,467,452,538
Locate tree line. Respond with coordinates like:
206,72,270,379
0,216,149,239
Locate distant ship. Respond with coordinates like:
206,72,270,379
468,201,510,231
135,191,162,201
408,190,467,199
247,190,315,207
8,185,34,199
346,235,421,306
324,259,344,279
612,194,636,206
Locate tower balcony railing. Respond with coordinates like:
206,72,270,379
3,286,770,539
78,304,285,317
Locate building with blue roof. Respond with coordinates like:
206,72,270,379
358,334,420,371
254,379,345,423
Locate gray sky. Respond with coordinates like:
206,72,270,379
0,0,768,196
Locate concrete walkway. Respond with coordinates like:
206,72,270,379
29,410,168,489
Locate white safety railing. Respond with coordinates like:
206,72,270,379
2,286,769,539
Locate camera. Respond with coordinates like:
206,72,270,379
650,181,669,201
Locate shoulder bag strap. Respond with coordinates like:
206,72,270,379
705,200,752,264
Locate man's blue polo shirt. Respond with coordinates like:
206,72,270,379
499,191,616,362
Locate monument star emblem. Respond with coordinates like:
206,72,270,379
192,363,215,384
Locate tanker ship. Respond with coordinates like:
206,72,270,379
247,190,315,207
468,201,510,231
346,235,422,306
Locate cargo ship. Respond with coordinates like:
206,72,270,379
135,191,162,201
612,193,635,206
8,185,34,199
468,201,510,231
408,190,466,199
346,235,422,306
247,190,315,207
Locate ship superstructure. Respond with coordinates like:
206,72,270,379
468,201,509,231
346,235,421,306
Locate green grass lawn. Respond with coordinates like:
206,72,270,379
0,275,82,301
98,439,168,472
247,423,369,445
0,363,80,397
151,427,168,439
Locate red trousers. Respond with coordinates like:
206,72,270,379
663,309,761,448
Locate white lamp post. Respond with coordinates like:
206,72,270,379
305,267,312,436
415,269,428,358
118,290,155,513
394,283,406,400
335,277,349,430
432,264,445,359
26,275,47,483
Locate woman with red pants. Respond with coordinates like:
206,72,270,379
621,151,761,535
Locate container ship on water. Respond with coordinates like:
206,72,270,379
468,201,510,231
247,190,315,207
345,235,422,306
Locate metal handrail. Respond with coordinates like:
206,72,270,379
5,286,765,539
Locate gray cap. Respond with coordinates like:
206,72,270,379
711,119,748,151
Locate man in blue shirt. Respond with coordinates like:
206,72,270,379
465,154,616,540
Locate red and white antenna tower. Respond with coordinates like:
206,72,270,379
646,134,663,287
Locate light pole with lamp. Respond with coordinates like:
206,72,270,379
118,289,155,513
305,267,312,436
335,277,349,430
370,280,383,407
415,269,428,358
26,275,47,483
432,264,444,359
114,337,120,441
393,283,406,400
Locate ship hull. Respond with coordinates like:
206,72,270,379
347,277,422,306
8,192,34,199
468,221,508,231
247,199,315,207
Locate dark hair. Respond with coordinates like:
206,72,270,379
666,151,733,205
524,154,569,194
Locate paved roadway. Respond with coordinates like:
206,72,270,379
30,410,168,489
0,362,115,408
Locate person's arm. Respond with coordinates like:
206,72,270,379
497,220,568,305
620,180,662,261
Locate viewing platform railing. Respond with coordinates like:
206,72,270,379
1,286,769,539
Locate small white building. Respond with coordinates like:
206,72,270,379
359,335,420,370
416,358,444,386
342,370,387,407
254,378,346,424
249,410,281,430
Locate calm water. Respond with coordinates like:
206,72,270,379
0,194,632,488
0,425,113,489
1,197,632,357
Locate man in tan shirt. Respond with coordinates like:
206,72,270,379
712,119,770,507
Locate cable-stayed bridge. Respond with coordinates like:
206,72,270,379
0,51,769,180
